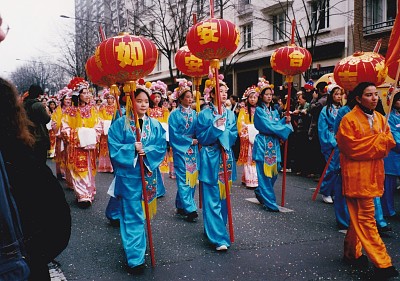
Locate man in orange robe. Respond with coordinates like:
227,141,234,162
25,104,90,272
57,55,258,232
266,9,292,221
336,82,398,280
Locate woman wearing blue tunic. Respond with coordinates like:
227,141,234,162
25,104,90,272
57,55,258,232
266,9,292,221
168,79,200,222
317,84,343,204
108,86,166,273
252,82,293,212
382,92,400,218
197,77,237,251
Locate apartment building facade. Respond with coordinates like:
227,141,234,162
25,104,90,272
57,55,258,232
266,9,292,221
75,0,356,96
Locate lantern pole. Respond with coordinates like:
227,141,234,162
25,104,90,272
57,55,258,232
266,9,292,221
312,149,335,200
211,59,235,242
125,81,156,267
210,0,215,18
193,76,203,209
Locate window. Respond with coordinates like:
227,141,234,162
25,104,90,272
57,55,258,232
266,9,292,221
364,0,396,34
156,53,162,72
241,24,252,49
272,12,286,42
311,0,330,31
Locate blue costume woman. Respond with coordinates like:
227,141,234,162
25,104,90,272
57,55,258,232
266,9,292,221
108,85,166,273
333,82,390,232
168,79,200,222
382,92,400,218
197,75,237,251
318,84,343,204
252,79,293,212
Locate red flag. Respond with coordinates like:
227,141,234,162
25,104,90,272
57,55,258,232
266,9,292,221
385,1,400,68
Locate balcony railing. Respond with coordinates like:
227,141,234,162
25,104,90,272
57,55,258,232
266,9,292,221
363,19,394,34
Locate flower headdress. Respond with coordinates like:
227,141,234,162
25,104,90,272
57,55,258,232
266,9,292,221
325,82,341,95
102,88,115,100
150,80,168,99
242,85,258,100
172,78,192,100
203,73,228,102
57,87,72,101
257,77,274,94
67,77,89,96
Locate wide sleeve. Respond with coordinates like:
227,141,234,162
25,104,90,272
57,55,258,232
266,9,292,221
218,110,238,151
254,107,293,141
318,107,336,151
168,110,193,154
237,108,246,135
197,109,224,146
108,117,137,168
142,119,167,171
337,115,395,160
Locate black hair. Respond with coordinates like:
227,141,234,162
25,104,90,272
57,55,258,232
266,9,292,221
177,90,192,103
257,87,275,109
245,92,258,122
150,92,163,108
392,92,400,110
315,82,327,94
71,88,87,107
325,86,342,117
27,84,43,100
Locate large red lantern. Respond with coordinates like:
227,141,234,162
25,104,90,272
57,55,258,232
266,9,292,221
186,18,240,61
270,45,312,77
175,46,211,78
333,51,387,91
94,32,158,83
85,55,110,87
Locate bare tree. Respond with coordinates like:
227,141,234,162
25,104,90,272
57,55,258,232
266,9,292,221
126,0,209,84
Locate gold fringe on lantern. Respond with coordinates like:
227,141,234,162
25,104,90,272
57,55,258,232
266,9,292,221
263,163,278,178
218,180,232,200
186,170,198,188
141,199,157,220
210,59,220,69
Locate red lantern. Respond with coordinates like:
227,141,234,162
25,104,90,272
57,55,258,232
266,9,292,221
270,45,312,77
85,55,109,87
186,18,240,61
387,62,399,80
94,32,158,83
333,51,387,91
175,46,211,78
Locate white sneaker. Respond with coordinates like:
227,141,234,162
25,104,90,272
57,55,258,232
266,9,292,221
216,245,228,251
322,195,333,204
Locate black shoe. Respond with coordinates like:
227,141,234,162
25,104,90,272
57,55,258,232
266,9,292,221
127,263,145,275
265,206,279,212
343,254,369,268
373,266,399,280
255,193,263,204
378,226,392,234
176,208,185,216
109,218,120,227
77,201,91,209
185,211,198,222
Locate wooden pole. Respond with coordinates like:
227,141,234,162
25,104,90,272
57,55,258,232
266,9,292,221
127,81,156,267
212,60,234,242
312,149,335,201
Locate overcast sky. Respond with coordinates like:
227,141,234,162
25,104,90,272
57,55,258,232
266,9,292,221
0,0,75,78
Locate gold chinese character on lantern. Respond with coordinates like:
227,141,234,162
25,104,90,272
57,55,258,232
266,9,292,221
115,41,144,67
197,22,219,45
338,70,358,88
185,55,204,73
289,50,305,67
375,61,388,81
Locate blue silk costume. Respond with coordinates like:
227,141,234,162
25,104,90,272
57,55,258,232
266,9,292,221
382,109,400,217
334,106,388,229
197,103,237,248
168,105,199,214
252,104,293,211
318,105,340,198
108,115,166,268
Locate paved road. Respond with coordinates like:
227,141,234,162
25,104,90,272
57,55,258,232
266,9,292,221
48,160,400,280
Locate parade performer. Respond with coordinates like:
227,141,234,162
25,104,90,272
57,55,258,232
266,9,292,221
317,84,343,204
52,88,73,185
61,77,102,208
149,80,170,197
382,92,400,218
108,85,166,273
168,78,199,222
337,82,398,279
333,84,391,232
237,85,259,188
197,75,237,251
47,98,58,158
252,79,293,212
98,89,115,173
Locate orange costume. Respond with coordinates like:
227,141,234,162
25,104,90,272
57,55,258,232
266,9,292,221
337,106,396,268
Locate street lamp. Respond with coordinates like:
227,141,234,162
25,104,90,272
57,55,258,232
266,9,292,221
60,14,107,40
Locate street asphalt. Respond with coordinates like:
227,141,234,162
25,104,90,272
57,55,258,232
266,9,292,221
47,160,400,281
